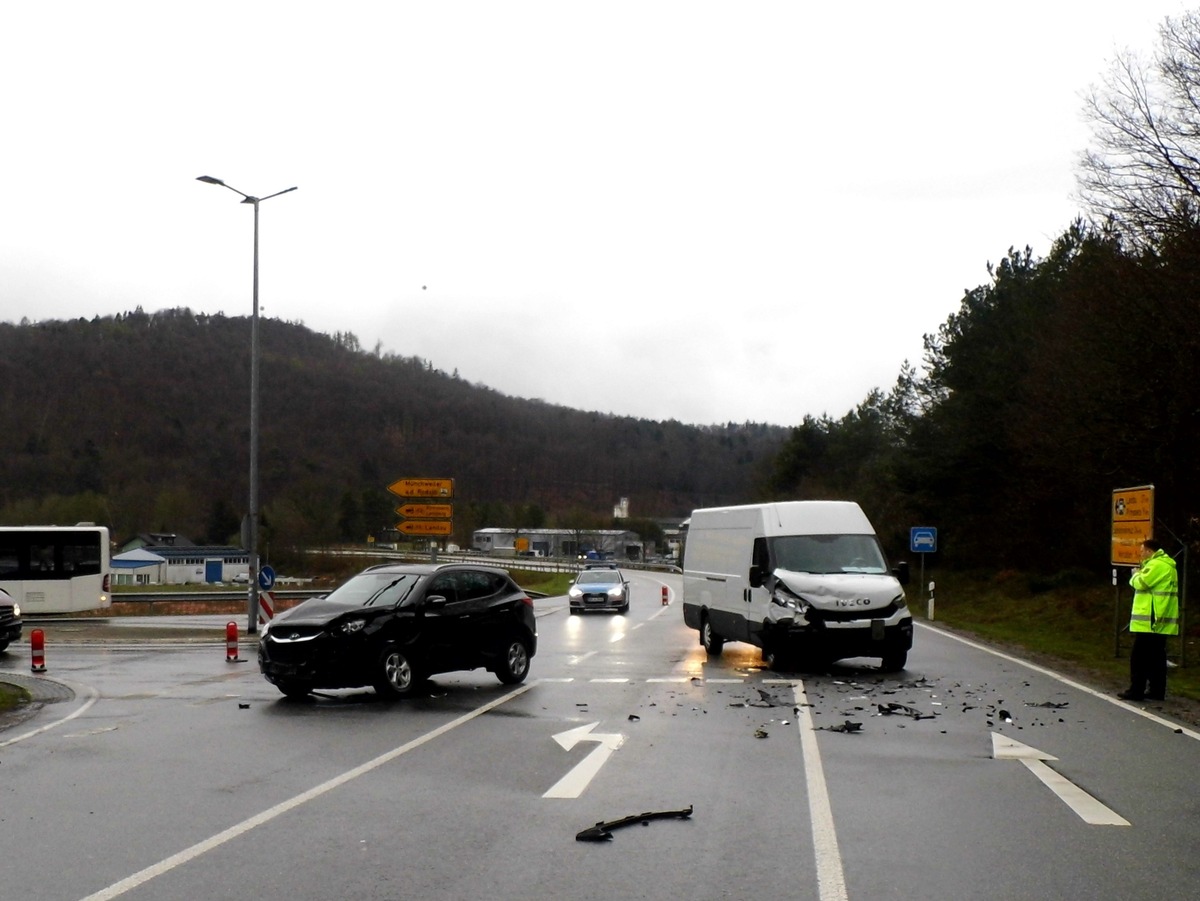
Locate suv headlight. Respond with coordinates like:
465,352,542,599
340,618,367,634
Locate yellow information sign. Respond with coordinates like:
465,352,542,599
1111,485,1154,566
396,504,453,519
396,520,453,536
388,478,454,499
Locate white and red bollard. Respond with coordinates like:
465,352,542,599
30,628,46,672
225,621,240,662
661,586,669,606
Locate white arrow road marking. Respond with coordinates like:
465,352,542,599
543,722,625,798
991,733,1129,826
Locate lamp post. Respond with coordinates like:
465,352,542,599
197,175,297,634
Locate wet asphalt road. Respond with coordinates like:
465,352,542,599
3,576,1200,901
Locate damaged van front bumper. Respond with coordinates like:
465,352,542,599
763,599,912,661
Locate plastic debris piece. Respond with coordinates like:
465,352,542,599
576,805,694,842
820,720,863,734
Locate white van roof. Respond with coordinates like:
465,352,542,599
690,501,875,536
769,501,873,535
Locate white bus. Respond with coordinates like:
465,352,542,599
0,525,112,614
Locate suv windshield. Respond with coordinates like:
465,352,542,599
324,572,422,607
770,534,887,575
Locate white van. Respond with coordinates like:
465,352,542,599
682,501,912,670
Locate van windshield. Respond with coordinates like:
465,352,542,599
770,534,887,575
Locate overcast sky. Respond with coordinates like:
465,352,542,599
1,2,1188,426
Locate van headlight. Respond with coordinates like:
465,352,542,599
13,603,20,618
893,593,907,610
771,592,809,614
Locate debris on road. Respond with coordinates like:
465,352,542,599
818,720,863,734
576,805,694,842
876,702,936,720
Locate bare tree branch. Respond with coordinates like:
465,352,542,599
1077,11,1200,247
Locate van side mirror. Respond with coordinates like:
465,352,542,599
749,565,763,589
892,561,910,586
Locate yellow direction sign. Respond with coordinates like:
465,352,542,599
388,478,454,499
1111,485,1153,566
396,503,453,519
396,520,453,536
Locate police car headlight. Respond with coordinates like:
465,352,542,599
608,586,625,600
569,587,583,599
340,618,367,634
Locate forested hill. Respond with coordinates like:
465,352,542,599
0,309,786,545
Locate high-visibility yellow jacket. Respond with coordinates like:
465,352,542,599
1129,549,1180,635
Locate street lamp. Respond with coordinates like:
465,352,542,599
197,175,297,634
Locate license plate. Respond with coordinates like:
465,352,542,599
871,620,885,641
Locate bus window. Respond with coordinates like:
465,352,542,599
32,544,57,573
0,545,17,578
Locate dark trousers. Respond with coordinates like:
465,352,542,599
1129,632,1168,699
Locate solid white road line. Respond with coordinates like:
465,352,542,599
0,675,99,749
794,681,849,901
77,682,536,901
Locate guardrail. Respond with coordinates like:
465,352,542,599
110,557,680,606
114,590,326,604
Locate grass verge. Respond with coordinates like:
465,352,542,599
0,681,32,714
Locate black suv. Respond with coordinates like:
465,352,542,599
258,563,537,699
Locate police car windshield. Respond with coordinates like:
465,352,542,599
770,535,887,575
576,570,620,584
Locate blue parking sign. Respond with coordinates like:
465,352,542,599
910,527,937,553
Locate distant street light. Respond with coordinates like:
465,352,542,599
197,175,297,634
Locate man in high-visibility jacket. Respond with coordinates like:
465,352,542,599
1119,539,1179,701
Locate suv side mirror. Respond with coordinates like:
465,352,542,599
424,594,448,606
892,561,910,586
748,565,763,589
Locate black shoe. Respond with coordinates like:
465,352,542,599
1117,690,1144,701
